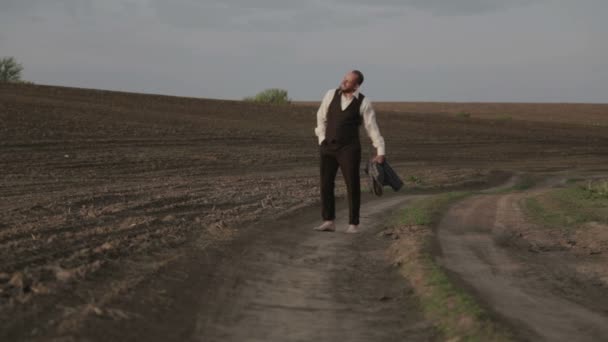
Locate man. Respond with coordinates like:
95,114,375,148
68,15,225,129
313,70,386,234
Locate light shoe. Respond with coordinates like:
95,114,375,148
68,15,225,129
345,225,359,234
313,221,336,232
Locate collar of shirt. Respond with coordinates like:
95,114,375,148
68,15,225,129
338,89,360,111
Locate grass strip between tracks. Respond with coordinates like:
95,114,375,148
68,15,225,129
523,179,608,228
485,173,541,194
386,192,513,341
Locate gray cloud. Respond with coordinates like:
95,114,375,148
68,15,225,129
0,0,405,32
146,0,538,31
334,0,538,15
408,0,536,15
1,0,606,102
0,0,538,34
147,1,397,32
1,0,40,13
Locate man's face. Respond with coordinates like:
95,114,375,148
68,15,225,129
340,72,359,93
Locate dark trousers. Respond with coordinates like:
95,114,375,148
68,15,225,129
319,140,361,225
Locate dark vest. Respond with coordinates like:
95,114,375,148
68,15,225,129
325,88,365,144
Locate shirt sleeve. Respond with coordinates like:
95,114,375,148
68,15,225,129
314,89,334,145
360,97,386,155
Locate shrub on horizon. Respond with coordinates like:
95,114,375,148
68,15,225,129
0,56,24,83
244,88,291,105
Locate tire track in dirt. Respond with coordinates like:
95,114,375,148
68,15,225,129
193,194,435,342
437,183,608,341
71,193,437,342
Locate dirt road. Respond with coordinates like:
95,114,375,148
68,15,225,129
68,193,437,342
194,194,435,342
438,178,608,341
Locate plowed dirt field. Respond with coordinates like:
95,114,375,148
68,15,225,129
2,83,608,341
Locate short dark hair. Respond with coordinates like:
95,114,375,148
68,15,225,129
352,70,364,85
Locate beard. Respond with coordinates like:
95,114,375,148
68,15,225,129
340,84,356,94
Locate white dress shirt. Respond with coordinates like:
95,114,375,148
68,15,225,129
314,89,386,156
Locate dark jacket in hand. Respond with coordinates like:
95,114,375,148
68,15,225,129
364,159,404,196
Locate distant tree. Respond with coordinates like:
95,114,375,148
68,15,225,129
244,88,291,104
0,57,24,83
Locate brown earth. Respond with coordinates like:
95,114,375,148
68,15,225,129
373,102,608,127
296,101,608,126
2,83,608,340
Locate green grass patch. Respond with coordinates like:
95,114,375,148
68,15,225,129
523,181,608,229
584,179,608,199
402,205,432,225
513,174,538,191
401,192,471,226
391,192,512,341
422,259,503,339
407,175,423,186
485,173,541,194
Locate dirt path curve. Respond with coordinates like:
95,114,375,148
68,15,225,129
193,193,435,342
437,185,608,341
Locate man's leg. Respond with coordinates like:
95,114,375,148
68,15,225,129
337,143,362,226
320,144,340,222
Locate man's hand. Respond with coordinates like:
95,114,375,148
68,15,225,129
373,155,385,164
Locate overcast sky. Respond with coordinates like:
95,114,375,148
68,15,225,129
1,0,607,102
